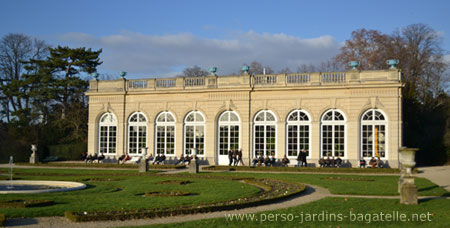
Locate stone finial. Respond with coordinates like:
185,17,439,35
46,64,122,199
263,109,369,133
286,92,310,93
119,71,127,79
386,59,399,69
91,72,99,80
209,67,217,76
242,65,250,75
348,61,360,70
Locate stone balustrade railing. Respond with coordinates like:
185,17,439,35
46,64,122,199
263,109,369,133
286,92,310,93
89,69,401,93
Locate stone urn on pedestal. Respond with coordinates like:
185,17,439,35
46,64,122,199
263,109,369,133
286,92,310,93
398,147,419,205
189,148,199,174
139,147,149,173
29,144,38,164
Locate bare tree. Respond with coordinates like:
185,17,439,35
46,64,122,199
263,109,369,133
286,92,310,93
0,33,49,122
179,65,209,77
278,67,292,74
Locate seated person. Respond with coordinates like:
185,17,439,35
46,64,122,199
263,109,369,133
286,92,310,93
376,157,383,168
335,156,342,168
258,155,264,166
97,153,105,163
318,157,325,167
369,157,377,168
175,154,185,165
281,155,290,167
325,156,331,167
118,154,130,164
359,158,366,168
85,154,92,163
87,154,98,163
157,154,166,164
152,154,161,164
184,154,192,164
270,154,276,166
252,157,259,167
330,157,336,167
81,152,87,161
147,153,154,163
264,156,271,166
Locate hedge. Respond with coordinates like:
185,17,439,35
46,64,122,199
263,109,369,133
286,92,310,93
0,214,4,226
48,143,86,161
65,177,305,222
203,165,401,174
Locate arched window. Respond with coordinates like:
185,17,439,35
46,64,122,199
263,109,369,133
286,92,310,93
253,110,277,157
184,111,205,155
361,109,387,158
128,112,147,155
218,111,240,157
98,113,117,154
286,110,311,158
321,109,346,158
155,112,176,156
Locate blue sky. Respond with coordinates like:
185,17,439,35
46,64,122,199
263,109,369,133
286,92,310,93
1,0,449,78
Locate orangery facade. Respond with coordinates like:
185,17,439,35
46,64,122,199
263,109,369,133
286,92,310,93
86,67,403,168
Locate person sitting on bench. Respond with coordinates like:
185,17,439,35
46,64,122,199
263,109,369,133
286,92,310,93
325,156,331,167
335,156,342,168
252,157,259,167
369,157,377,168
258,155,264,166
118,154,130,164
330,157,336,167
319,157,325,167
184,154,192,164
152,154,161,164
97,153,105,163
376,157,383,168
156,154,166,164
359,158,366,168
281,155,290,167
175,154,185,165
270,154,276,166
264,156,271,166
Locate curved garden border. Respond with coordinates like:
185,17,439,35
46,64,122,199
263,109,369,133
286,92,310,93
65,176,305,222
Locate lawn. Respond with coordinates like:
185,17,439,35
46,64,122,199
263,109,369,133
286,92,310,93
130,197,450,228
0,168,261,218
189,172,449,196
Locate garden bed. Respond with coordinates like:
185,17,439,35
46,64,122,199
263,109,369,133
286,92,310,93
65,177,305,222
156,180,191,185
203,165,401,174
16,162,186,170
0,214,4,226
0,200,54,208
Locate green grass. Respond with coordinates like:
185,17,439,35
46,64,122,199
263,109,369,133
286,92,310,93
189,172,449,196
0,168,261,218
127,197,450,228
204,165,401,174
15,162,186,169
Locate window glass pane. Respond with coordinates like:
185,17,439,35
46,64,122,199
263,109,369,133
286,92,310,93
266,112,275,121
186,113,195,122
166,113,175,122
195,126,204,155
255,113,264,121
323,111,333,121
185,126,194,154
229,112,239,122
220,113,229,122
195,113,204,122
288,112,298,121
299,111,309,121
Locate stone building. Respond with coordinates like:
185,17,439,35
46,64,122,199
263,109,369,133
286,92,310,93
86,66,403,167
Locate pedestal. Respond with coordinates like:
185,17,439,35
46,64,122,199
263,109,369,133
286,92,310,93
139,159,149,173
400,176,418,205
29,152,38,164
189,160,199,174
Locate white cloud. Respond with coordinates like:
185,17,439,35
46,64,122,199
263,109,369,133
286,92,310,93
57,31,341,78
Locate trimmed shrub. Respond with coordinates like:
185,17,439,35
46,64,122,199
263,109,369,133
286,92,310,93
0,213,4,226
48,143,86,161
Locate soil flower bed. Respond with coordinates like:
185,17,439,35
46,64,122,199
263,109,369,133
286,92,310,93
144,191,194,197
65,177,305,222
